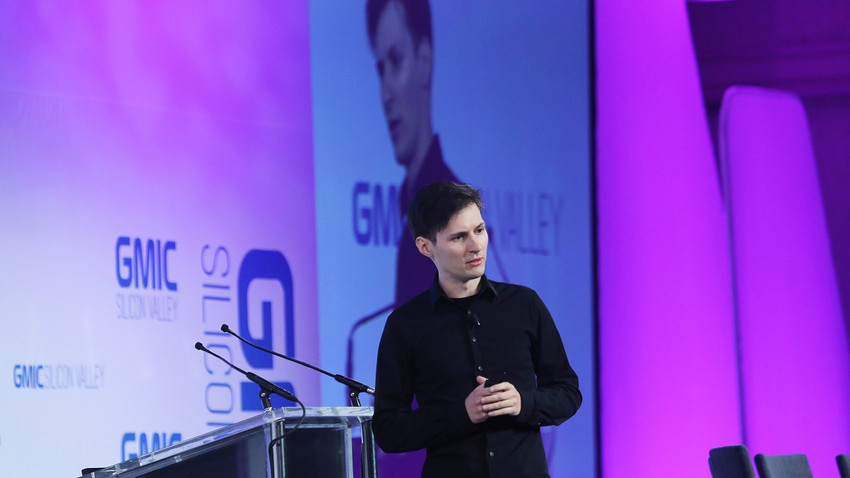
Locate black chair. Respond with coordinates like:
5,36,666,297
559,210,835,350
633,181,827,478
837,454,850,478
754,453,812,478
709,445,756,478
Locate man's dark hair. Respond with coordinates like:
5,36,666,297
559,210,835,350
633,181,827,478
407,182,483,242
366,0,433,50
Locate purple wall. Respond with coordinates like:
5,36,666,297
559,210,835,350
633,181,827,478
597,1,850,477
719,86,850,476
596,1,742,476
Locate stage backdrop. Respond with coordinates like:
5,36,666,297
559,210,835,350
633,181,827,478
0,2,593,477
311,1,593,476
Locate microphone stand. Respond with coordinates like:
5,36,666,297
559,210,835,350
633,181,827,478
195,342,305,478
220,324,378,478
220,324,375,404
195,342,300,410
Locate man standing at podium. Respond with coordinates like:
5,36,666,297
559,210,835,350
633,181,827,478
373,182,582,477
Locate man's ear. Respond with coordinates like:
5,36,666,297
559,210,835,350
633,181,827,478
415,236,433,258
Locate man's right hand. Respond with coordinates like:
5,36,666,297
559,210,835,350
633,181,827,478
465,375,491,423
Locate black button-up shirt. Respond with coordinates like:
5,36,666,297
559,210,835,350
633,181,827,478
374,276,582,477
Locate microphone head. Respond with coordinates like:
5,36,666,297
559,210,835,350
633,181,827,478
220,324,230,333
194,342,204,350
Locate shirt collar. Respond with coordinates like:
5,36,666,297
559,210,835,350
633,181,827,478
428,274,498,310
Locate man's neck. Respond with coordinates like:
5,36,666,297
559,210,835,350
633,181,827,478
440,276,482,299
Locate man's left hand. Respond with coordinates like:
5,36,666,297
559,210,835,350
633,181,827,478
480,381,522,417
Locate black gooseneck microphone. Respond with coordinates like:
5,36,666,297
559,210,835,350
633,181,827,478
220,324,375,399
194,342,301,407
218,325,378,478
195,342,306,478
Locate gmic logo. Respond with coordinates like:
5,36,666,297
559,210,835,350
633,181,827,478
121,432,182,461
13,364,43,388
116,237,177,290
353,181,402,246
237,250,296,411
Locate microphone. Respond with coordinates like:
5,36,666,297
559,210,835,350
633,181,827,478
196,342,308,478
194,342,301,405
468,310,481,327
220,324,375,396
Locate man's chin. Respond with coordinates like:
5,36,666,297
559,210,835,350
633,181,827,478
394,152,412,168
465,266,485,280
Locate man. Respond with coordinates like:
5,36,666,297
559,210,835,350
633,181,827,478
366,0,459,303
374,182,582,477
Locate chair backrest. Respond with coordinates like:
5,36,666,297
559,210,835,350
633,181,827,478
754,453,813,478
837,454,850,478
709,445,756,478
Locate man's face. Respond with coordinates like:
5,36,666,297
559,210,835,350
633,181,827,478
372,2,431,167
422,204,488,289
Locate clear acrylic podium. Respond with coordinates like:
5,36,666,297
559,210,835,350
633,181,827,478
79,407,376,478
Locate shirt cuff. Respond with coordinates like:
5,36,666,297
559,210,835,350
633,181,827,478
445,398,479,438
515,388,539,426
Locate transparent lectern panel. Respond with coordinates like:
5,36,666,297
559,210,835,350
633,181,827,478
121,427,267,478
280,427,350,476
80,407,373,478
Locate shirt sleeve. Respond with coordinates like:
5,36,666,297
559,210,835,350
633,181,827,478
514,291,582,428
372,314,478,453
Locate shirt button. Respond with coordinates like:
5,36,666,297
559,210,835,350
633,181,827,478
471,337,477,343
489,451,495,457
477,366,483,372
